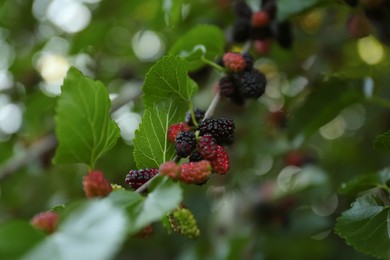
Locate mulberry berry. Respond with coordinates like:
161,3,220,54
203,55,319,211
251,11,270,27
159,161,181,180
189,150,204,162
223,52,246,73
199,117,235,145
198,134,218,160
31,211,59,234
125,168,158,190
185,108,205,126
175,131,197,158
232,19,251,43
219,76,236,97
83,171,112,198
210,145,230,175
180,160,212,184
234,70,266,99
167,122,190,144
233,0,252,18
165,207,200,239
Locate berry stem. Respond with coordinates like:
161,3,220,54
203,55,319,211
188,102,199,128
201,56,226,73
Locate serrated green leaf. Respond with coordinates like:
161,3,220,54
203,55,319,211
23,200,128,260
127,176,182,234
334,194,390,259
53,67,120,168
133,100,186,169
277,0,333,21
142,55,198,108
0,221,45,260
340,168,390,195
170,25,225,71
289,78,363,138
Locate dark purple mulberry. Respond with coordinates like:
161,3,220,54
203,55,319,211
234,70,266,99
175,131,197,158
199,118,235,145
125,168,158,190
219,76,236,97
233,19,251,43
189,150,204,162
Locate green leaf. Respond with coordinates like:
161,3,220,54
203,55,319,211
53,67,120,168
334,194,390,259
0,221,45,260
126,176,182,234
170,25,225,71
142,55,198,108
133,100,186,169
289,78,363,138
107,177,182,235
375,131,390,153
277,0,333,21
163,0,182,27
340,168,390,195
23,200,128,260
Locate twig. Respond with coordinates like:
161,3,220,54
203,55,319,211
204,92,221,120
0,88,141,182
0,134,57,182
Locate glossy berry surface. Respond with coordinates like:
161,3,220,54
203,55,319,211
175,131,197,158
125,168,158,190
234,70,267,99
199,117,235,145
210,145,230,175
180,160,212,184
198,134,218,160
167,122,190,144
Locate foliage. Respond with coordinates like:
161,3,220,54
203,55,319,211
0,0,390,259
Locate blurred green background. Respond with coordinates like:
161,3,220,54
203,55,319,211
1,0,389,259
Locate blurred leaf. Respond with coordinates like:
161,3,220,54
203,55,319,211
163,0,182,27
340,168,390,195
334,194,390,259
0,221,45,260
289,78,364,138
142,55,198,108
133,100,186,169
375,131,390,153
107,177,182,235
23,200,128,260
170,25,225,71
277,0,333,21
53,67,120,168
127,176,182,234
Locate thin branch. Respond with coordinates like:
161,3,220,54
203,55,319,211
204,92,221,120
0,88,141,182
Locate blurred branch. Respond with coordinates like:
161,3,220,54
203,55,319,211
0,88,141,182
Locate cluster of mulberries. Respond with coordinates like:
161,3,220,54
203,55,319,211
232,0,293,54
219,52,267,105
125,112,234,187
158,113,234,184
344,0,390,45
